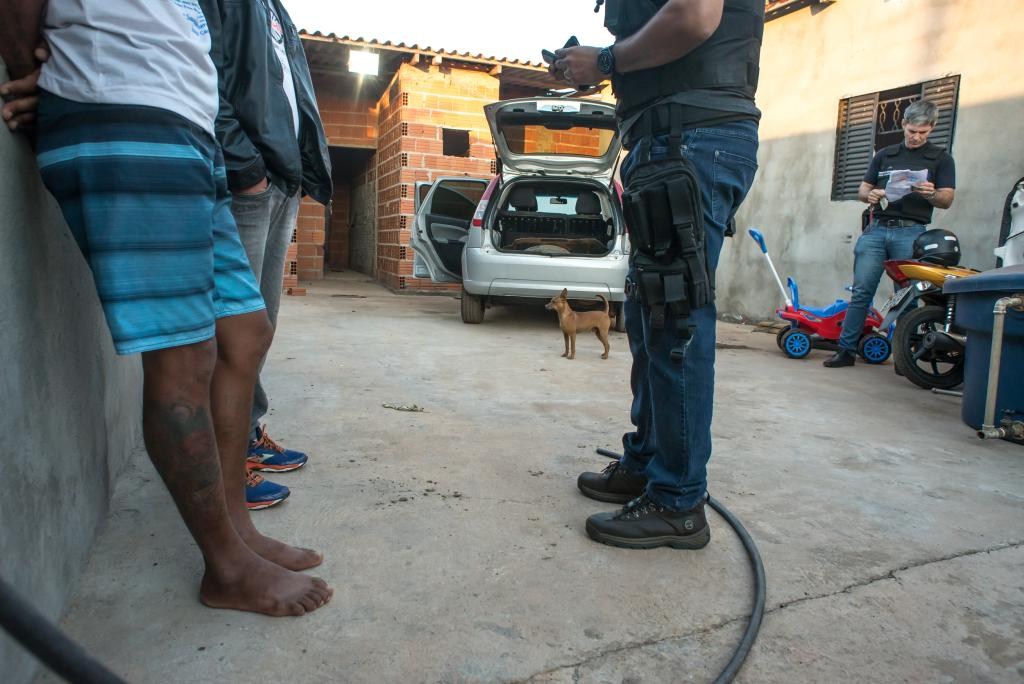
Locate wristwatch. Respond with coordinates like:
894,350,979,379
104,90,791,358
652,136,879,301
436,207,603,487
597,46,616,76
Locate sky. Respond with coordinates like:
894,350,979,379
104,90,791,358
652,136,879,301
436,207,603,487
286,0,614,63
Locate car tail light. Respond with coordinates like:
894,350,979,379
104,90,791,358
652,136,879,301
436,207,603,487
471,200,488,228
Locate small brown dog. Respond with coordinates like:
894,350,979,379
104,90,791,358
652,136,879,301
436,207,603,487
545,288,612,360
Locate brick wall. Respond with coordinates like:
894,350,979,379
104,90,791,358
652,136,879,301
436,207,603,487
294,73,377,285
313,73,378,148
374,63,499,293
291,199,327,281
326,183,351,271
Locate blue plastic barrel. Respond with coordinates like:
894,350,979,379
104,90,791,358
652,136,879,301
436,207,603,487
944,264,1024,433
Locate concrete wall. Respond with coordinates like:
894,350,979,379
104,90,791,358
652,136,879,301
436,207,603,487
0,62,142,684
717,0,1024,320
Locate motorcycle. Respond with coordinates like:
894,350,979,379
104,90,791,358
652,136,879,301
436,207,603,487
880,257,979,389
994,175,1024,267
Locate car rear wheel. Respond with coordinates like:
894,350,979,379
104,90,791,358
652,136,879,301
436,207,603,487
461,288,485,324
613,302,626,332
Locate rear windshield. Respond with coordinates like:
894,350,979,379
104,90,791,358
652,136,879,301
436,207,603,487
500,115,616,158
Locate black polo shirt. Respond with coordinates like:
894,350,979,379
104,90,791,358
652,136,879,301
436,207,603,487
864,141,956,225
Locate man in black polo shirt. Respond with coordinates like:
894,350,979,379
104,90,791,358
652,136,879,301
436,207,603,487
824,99,956,367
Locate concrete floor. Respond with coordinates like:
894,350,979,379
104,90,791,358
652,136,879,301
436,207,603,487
40,272,1024,683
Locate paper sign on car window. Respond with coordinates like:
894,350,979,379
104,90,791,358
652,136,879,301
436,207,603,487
537,101,582,113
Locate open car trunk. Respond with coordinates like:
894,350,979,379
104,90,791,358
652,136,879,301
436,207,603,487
490,179,617,257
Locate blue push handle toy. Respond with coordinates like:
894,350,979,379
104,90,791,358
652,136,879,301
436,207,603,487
747,227,793,307
748,228,768,254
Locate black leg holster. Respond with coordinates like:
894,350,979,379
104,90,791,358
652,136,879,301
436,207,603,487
622,110,714,361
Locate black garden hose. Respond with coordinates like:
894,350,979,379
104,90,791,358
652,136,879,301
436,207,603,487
0,575,127,684
596,447,766,684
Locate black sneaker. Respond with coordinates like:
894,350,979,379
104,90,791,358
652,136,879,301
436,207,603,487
585,494,710,550
577,460,647,503
823,349,856,368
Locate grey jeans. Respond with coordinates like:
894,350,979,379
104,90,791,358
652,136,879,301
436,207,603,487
230,181,301,439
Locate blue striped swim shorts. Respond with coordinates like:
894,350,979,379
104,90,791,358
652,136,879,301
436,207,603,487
36,92,266,355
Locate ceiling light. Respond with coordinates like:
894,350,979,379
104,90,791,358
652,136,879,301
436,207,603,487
348,50,379,76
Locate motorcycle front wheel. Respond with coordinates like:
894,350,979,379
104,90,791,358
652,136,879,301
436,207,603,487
893,304,965,390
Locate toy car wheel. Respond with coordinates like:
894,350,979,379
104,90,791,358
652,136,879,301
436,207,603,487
858,333,891,364
781,329,812,359
775,326,789,350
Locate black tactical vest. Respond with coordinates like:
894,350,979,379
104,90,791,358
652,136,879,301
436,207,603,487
876,142,949,225
604,0,764,120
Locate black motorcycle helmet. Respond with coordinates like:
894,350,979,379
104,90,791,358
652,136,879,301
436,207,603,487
912,228,961,266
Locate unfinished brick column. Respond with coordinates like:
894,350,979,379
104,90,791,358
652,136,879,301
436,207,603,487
295,198,326,281
374,61,499,293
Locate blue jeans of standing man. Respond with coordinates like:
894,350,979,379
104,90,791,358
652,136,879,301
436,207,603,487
617,120,759,511
837,221,926,352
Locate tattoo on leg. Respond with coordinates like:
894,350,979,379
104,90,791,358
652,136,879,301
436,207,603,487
143,400,222,513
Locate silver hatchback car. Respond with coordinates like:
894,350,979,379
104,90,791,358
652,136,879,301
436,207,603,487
410,97,629,327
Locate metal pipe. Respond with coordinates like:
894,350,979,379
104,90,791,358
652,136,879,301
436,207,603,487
931,388,963,397
978,294,1024,439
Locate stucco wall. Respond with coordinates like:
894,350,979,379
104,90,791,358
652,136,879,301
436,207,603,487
0,62,142,684
717,0,1024,320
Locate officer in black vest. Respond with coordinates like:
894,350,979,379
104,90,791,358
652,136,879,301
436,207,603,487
553,0,762,549
824,99,956,367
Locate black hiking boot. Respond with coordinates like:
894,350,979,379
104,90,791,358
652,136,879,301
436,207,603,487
585,494,710,550
577,460,647,504
823,349,856,368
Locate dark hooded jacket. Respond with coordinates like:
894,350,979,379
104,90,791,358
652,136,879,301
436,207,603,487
200,0,332,204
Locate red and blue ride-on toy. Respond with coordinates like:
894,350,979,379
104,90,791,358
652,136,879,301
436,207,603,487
747,228,891,363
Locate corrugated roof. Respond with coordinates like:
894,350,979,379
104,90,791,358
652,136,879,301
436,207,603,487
298,31,548,70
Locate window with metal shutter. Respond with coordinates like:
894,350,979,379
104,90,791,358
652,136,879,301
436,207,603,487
831,93,878,200
921,75,960,152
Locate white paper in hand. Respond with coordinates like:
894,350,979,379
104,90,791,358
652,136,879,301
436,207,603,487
884,169,928,202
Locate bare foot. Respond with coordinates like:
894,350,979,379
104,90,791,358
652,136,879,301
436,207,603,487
240,529,324,571
200,554,332,616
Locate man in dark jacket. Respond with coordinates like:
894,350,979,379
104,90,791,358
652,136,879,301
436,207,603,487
200,0,333,508
554,0,762,549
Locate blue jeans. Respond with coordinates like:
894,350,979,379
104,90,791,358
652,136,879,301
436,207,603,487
231,183,302,439
618,120,759,511
837,221,926,351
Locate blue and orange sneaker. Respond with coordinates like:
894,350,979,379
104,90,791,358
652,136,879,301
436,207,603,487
246,425,308,473
245,470,290,510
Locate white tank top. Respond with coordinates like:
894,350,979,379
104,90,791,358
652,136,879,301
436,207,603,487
265,1,300,138
38,0,219,135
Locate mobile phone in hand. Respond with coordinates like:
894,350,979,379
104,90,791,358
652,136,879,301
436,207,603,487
542,36,580,63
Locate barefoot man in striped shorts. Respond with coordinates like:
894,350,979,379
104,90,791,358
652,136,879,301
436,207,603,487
0,0,332,616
